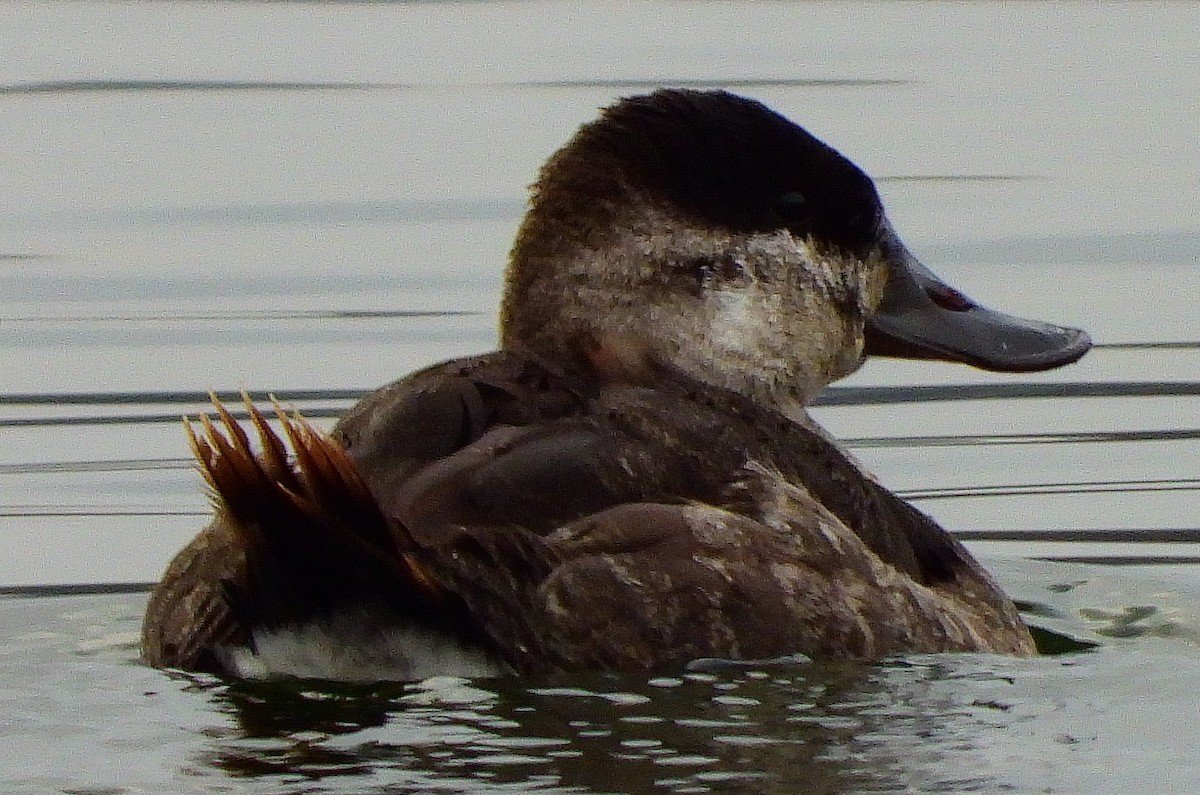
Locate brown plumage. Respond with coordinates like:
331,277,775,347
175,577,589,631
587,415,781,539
142,90,1092,679
143,354,1036,676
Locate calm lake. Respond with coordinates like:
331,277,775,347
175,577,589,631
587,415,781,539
2,1,1199,792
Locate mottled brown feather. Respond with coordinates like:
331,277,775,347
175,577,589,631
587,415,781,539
145,351,1035,677
142,91,1047,677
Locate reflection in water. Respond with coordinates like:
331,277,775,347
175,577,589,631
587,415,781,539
186,653,1120,794
194,661,949,793
5,590,1194,795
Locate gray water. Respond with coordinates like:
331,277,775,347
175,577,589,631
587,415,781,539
3,1,1200,792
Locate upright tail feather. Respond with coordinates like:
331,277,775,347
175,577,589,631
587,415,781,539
184,395,460,638
168,394,571,677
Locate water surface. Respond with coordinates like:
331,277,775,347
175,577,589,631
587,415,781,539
3,2,1199,792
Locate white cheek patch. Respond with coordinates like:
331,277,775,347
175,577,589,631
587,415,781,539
710,287,748,348
709,289,792,371
710,289,757,353
625,217,869,400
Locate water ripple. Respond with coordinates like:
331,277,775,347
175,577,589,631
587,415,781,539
0,80,400,94
4,379,1200,409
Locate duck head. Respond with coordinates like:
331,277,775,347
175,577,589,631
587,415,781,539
500,89,1090,406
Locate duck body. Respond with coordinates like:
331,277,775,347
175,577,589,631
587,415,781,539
142,90,1090,680
143,351,1035,678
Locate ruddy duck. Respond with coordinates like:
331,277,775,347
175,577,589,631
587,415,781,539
141,90,1090,680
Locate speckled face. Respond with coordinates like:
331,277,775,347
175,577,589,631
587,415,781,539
553,205,891,405
501,89,1090,401
501,90,893,405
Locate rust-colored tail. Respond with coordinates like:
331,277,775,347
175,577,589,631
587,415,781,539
184,395,456,637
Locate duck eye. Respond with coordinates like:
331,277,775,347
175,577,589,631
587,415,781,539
772,191,808,224
684,255,748,289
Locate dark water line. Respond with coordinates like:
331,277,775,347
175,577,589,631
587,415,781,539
903,479,1200,500
2,197,524,228
8,414,1197,444
0,582,155,597
6,511,1196,546
1095,341,1200,351
957,528,1200,542
0,458,194,475
855,428,1200,448
0,80,400,94
0,78,909,97
3,558,1197,595
879,174,1036,183
512,77,910,89
905,485,1200,500
5,380,1200,409
0,409,344,429
1,309,481,323
1031,556,1200,566
0,508,205,518
815,380,1200,405
0,388,365,406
